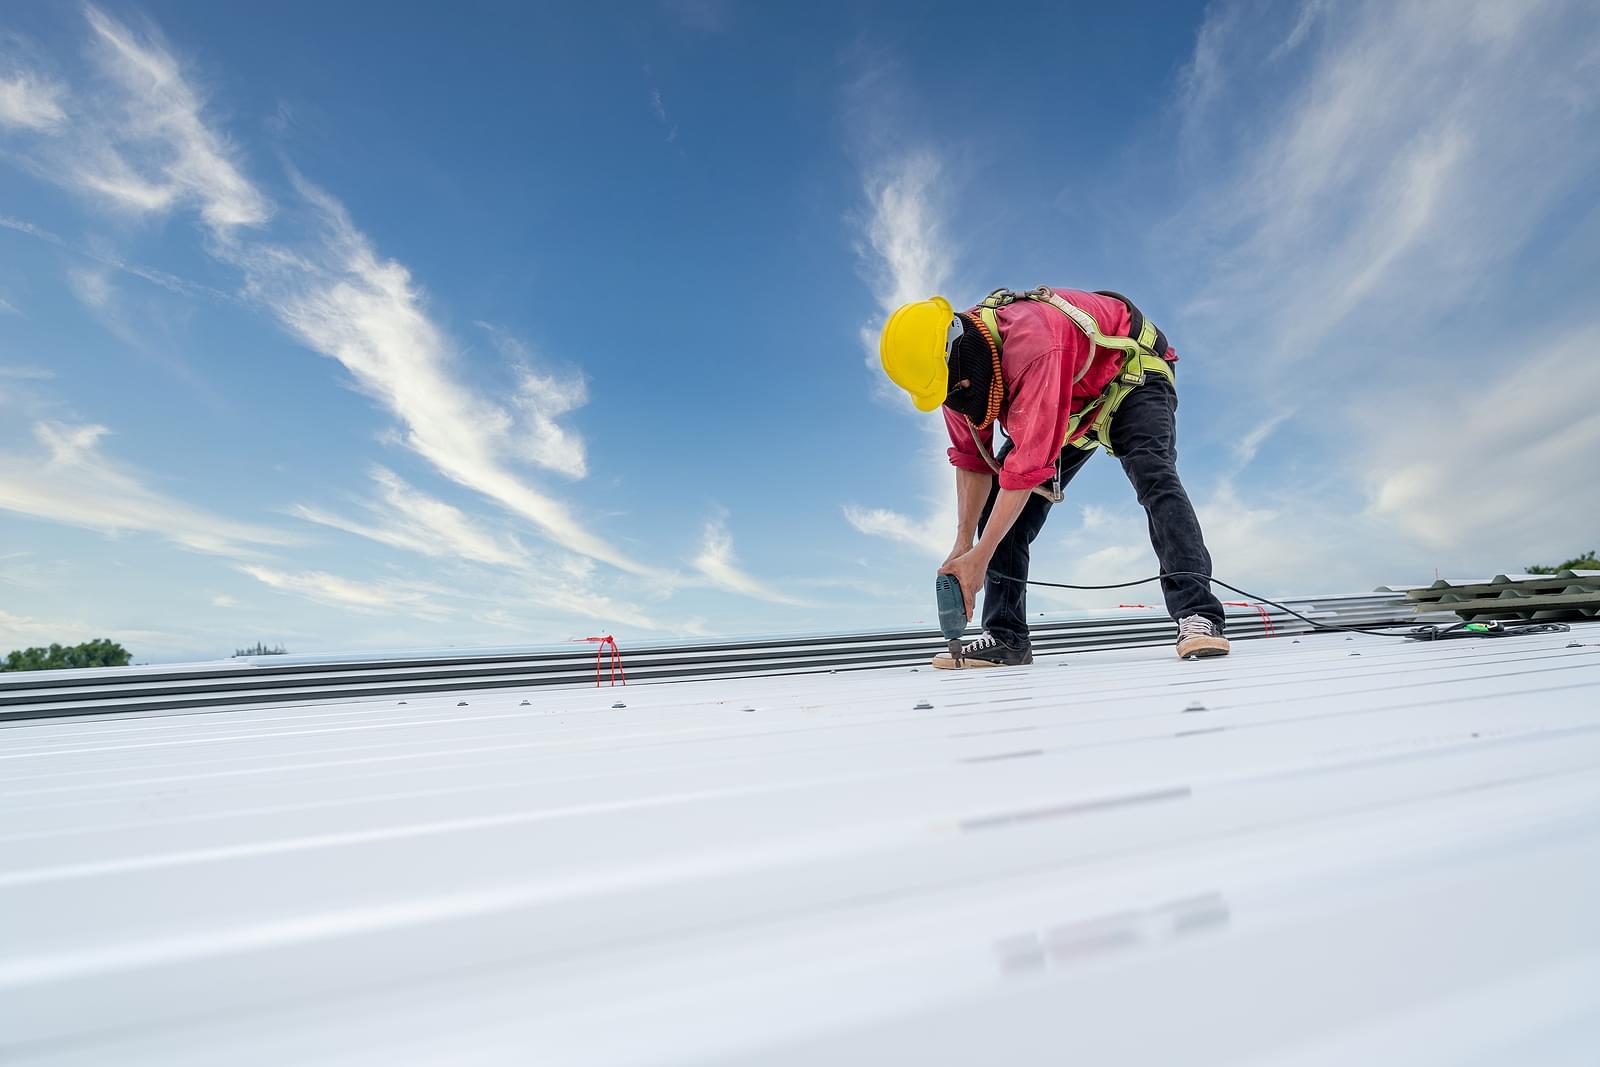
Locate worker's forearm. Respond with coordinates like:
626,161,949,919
973,488,1031,561
952,468,992,549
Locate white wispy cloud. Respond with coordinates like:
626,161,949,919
61,260,225,403
1164,0,1600,577
1231,408,1295,469
238,564,453,618
0,214,56,241
0,71,65,130
75,5,271,231
17,9,667,583
478,323,590,479
0,294,19,316
841,504,947,560
692,511,813,607
0,213,224,302
844,143,961,561
229,177,662,577
1,5,855,637
65,267,144,367
67,267,114,310
293,467,530,570
1362,325,1600,552
292,468,668,630
857,150,952,364
647,85,678,143
1269,0,1332,60
1175,3,1240,138
1175,0,1600,373
0,421,294,556
512,369,590,477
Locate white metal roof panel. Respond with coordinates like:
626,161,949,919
3,625,1599,1064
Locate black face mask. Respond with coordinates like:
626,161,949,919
942,321,996,423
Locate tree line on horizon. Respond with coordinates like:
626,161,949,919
1,639,292,672
1526,550,1599,574
2,639,131,672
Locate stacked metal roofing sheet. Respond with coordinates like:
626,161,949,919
0,591,1435,722
3,620,1599,1064
1380,571,1600,621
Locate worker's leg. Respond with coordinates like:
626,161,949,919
977,446,1094,649
1107,379,1226,628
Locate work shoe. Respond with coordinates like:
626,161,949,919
932,633,1033,670
1176,616,1230,660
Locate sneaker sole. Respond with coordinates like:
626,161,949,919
932,656,1013,670
1177,644,1231,660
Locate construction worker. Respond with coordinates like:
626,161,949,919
879,288,1230,667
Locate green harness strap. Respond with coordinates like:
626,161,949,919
978,287,1175,459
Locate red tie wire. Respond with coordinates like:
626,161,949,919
1223,601,1275,636
578,635,627,687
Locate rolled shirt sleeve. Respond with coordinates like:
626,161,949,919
944,406,996,474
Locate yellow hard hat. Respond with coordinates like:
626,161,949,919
880,296,956,412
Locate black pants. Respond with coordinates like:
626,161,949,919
978,377,1224,649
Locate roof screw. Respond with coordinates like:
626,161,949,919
612,702,627,709
519,700,531,706
740,707,756,713
1291,640,1300,644
1568,642,1585,648
1348,652,1361,657
1183,702,1207,713
397,701,407,705
457,701,469,706
914,701,933,710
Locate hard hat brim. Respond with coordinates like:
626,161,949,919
909,383,946,412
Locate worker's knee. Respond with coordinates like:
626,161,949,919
1121,452,1183,504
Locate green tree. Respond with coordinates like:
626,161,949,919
2,639,131,672
1527,550,1600,574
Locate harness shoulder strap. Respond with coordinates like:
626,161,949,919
1015,286,1145,385
1094,289,1169,361
975,306,1003,354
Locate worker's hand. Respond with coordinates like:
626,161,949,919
937,548,990,620
940,541,970,572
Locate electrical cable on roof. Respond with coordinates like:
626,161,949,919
985,569,1573,641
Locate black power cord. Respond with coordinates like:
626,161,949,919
986,569,1572,642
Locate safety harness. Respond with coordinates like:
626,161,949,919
968,287,1177,502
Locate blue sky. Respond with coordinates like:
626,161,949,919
1,0,1597,663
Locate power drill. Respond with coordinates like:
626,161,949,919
935,573,967,666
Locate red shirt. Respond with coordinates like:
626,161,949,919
943,289,1177,490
